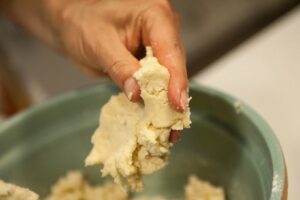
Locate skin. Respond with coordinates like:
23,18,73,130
2,0,188,142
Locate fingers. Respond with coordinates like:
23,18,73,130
74,60,108,78
99,34,141,102
123,77,140,102
142,5,188,112
63,20,141,101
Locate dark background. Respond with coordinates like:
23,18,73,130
169,0,299,76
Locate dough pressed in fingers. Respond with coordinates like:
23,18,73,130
85,47,191,191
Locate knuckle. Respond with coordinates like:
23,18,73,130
155,0,172,11
59,3,78,25
145,0,173,17
173,12,180,24
143,1,178,29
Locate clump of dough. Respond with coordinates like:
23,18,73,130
0,180,39,200
45,172,225,200
184,175,225,200
85,47,191,191
132,197,167,200
45,171,127,200
0,172,225,200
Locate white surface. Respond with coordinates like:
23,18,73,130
193,6,300,199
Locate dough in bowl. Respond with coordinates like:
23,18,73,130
0,180,39,200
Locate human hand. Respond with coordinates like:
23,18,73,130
3,0,188,111
48,0,188,112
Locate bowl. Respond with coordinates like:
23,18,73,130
0,82,287,199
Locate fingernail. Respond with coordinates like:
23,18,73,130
124,77,137,101
180,90,188,111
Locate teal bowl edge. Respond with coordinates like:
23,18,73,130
0,83,118,134
0,81,287,199
189,82,287,200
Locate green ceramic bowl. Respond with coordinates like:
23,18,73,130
0,83,287,199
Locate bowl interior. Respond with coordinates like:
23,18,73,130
0,83,285,199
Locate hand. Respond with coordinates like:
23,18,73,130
3,0,188,112
56,0,188,111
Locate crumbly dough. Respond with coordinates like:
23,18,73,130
0,180,39,200
184,175,225,200
45,171,127,200
46,172,166,200
45,172,224,200
0,172,224,200
132,197,167,200
85,47,191,191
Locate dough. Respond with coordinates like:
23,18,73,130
0,172,224,200
184,175,225,200
0,180,39,200
85,47,191,191
45,171,167,200
132,197,167,200
45,171,127,200
46,172,225,200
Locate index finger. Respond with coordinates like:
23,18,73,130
141,4,188,112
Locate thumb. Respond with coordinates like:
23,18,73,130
101,39,141,101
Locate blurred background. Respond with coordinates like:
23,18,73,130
0,0,299,199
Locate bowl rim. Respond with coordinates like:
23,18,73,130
0,82,287,199
189,82,287,200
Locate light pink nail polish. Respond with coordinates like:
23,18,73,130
124,77,137,101
124,78,134,100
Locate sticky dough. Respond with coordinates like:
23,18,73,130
85,47,191,191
